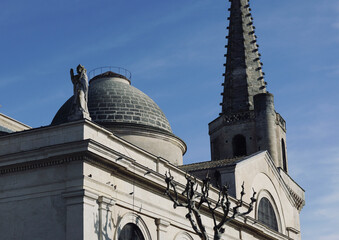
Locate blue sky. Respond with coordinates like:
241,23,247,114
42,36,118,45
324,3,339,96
1,0,339,239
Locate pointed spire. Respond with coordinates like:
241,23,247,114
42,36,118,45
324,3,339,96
221,0,266,114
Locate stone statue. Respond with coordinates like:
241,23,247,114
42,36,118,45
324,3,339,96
68,64,91,121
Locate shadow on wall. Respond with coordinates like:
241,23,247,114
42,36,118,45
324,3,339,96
93,201,121,240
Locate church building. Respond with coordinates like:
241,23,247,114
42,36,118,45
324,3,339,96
0,0,304,239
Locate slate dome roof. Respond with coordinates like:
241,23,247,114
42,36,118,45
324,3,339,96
51,71,172,133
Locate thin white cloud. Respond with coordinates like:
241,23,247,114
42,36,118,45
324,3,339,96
0,76,22,88
79,1,213,57
293,144,339,238
318,191,339,206
310,64,339,76
320,235,339,240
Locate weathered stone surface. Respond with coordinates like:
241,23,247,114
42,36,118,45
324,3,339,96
88,75,172,133
222,0,266,113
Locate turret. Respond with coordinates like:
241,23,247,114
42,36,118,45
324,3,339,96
254,93,278,163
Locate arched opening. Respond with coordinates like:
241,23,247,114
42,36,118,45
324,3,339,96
232,134,247,157
258,197,279,231
115,212,151,240
118,223,145,240
281,139,287,171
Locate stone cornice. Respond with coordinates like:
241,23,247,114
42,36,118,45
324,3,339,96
209,111,255,135
235,151,304,212
261,152,304,211
0,153,86,175
0,113,31,132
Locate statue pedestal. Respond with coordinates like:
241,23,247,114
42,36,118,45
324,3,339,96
68,109,91,122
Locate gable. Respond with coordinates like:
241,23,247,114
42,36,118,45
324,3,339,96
234,151,304,211
232,151,304,236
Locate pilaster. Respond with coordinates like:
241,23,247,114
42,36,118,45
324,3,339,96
62,189,98,240
155,218,171,240
97,196,115,240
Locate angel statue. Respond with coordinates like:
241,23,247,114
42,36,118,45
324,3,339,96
68,64,91,120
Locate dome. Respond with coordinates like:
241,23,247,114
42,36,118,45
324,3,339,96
51,71,172,134
52,69,186,166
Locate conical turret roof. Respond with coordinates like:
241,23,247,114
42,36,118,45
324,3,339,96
221,0,266,114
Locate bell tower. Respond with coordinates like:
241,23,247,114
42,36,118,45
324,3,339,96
209,0,288,171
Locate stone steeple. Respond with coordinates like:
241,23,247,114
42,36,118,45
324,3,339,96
209,0,288,172
222,0,266,114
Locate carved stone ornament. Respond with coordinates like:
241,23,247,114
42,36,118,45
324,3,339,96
68,64,91,121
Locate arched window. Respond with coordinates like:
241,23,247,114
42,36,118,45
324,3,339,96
232,134,247,157
118,223,145,240
258,197,278,231
115,212,151,240
281,139,287,171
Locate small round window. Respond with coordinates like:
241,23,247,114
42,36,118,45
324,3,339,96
258,197,278,231
118,223,145,240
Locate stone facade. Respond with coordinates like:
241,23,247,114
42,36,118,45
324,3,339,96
209,94,287,170
181,152,304,239
0,120,304,240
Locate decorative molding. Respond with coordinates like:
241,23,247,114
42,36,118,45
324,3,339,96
286,227,300,234
97,196,115,207
155,218,171,240
208,111,255,134
62,189,99,206
0,113,31,132
261,152,303,213
255,189,283,233
222,111,255,125
155,218,170,229
0,154,86,175
174,231,194,240
285,185,305,211
279,168,305,211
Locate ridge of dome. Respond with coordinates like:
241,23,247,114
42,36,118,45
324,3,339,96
90,71,130,83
